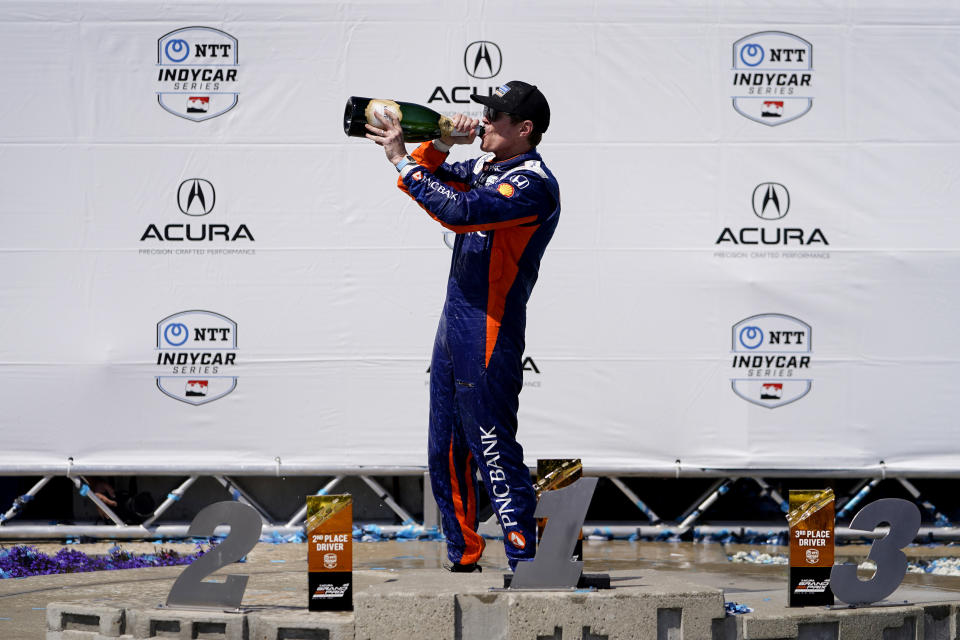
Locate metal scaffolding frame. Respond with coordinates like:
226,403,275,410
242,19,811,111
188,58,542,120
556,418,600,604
0,461,957,541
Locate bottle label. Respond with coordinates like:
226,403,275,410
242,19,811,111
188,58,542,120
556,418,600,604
365,99,402,126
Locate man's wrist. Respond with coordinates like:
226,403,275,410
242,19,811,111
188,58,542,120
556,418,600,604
433,139,452,153
395,155,416,173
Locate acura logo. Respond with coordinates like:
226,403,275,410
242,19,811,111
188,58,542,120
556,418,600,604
752,182,789,220
464,41,502,79
178,179,216,216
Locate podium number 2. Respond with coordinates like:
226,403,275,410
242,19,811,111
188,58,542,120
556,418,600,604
830,498,921,605
166,501,262,609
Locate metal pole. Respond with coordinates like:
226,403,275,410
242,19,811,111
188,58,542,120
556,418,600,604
361,475,416,525
421,471,441,531
6,462,960,478
215,476,273,524
72,476,125,527
284,475,345,528
677,478,734,531
0,521,959,542
836,479,881,519
751,477,788,513
0,524,301,540
608,476,661,524
897,478,951,527
0,476,53,525
0,463,431,476
142,476,198,528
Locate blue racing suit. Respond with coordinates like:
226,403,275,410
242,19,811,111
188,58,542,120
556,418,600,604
397,141,560,569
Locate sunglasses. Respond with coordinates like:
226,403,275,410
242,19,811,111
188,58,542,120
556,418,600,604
483,105,503,122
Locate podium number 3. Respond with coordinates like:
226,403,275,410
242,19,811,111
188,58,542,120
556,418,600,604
830,498,921,605
166,501,262,609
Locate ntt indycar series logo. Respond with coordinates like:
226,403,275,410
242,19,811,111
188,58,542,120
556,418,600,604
157,27,238,121
730,314,812,409
156,311,237,405
732,32,813,126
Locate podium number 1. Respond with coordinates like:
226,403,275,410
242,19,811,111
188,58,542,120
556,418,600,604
511,477,597,589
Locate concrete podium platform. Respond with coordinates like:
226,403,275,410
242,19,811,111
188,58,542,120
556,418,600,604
0,540,958,639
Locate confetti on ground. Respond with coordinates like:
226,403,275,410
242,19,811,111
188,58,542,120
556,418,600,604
725,601,753,615
728,551,788,565
0,543,215,579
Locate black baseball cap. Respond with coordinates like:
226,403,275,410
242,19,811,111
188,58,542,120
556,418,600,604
471,80,550,133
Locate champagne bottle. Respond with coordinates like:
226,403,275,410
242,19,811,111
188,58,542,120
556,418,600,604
343,96,484,143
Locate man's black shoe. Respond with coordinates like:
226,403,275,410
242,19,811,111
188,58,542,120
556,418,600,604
445,562,482,573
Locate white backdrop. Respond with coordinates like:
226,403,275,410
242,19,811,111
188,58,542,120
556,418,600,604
1,1,959,474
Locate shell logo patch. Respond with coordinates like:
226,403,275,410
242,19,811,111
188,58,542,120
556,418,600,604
411,171,423,181
508,531,526,549
497,182,515,198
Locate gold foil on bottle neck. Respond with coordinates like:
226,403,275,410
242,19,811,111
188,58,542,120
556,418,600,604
786,488,835,528
365,99,402,126
438,115,454,138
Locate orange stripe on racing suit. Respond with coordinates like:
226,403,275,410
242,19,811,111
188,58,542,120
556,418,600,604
448,440,484,564
485,224,539,367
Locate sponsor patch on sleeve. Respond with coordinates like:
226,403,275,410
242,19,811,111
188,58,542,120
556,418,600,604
497,182,515,198
411,170,423,182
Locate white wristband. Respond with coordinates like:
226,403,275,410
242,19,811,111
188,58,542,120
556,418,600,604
395,155,416,173
432,139,452,153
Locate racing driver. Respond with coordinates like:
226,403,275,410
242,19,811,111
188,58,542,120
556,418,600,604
365,80,560,572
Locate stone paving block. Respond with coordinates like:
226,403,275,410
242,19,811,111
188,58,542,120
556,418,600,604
741,605,936,640
248,610,354,640
354,591,454,640
46,632,126,640
921,604,952,640
456,592,508,640
125,607,247,640
795,621,838,640
711,615,740,640
47,602,124,638
482,586,723,639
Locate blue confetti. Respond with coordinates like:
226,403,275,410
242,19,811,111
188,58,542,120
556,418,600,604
724,601,753,615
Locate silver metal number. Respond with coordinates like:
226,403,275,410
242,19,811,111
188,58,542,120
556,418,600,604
166,501,262,609
511,477,597,589
830,498,921,605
